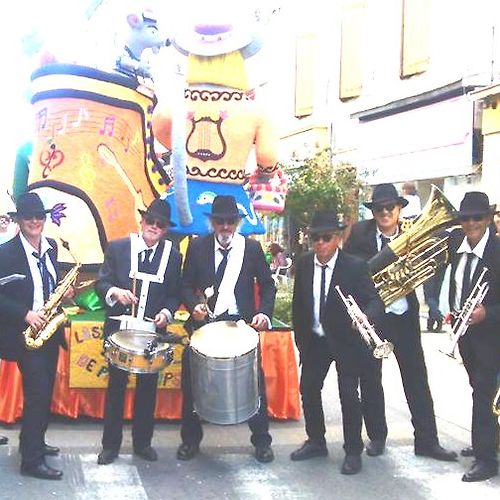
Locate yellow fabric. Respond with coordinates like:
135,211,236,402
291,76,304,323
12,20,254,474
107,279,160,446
187,51,249,91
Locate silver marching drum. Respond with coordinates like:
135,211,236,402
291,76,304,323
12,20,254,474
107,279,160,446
189,320,260,425
104,316,174,374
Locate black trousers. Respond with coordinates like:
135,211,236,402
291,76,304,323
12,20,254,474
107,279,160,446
375,311,439,448
459,334,500,465
180,346,272,448
17,339,59,467
101,364,158,451
300,334,386,455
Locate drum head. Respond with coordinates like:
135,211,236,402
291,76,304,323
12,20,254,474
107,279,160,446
190,320,259,358
109,330,160,352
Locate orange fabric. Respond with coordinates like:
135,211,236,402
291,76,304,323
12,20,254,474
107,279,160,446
0,331,300,424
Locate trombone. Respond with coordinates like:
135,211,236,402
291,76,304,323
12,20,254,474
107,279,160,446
335,286,394,359
442,267,489,359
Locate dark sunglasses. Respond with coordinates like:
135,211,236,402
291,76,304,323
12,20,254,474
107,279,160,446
144,216,168,229
213,217,238,226
459,214,486,222
21,213,46,221
373,203,396,213
311,233,336,243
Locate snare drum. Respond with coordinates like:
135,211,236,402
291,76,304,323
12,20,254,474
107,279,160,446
189,320,259,425
104,330,173,374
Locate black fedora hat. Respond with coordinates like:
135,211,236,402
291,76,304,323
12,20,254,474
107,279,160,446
8,192,51,218
309,210,347,234
138,198,177,227
364,184,409,210
204,195,244,219
457,191,493,218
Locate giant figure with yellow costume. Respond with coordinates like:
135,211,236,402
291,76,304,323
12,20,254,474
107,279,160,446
152,16,282,235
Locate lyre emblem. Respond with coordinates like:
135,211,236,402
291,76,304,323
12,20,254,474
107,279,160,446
186,111,227,162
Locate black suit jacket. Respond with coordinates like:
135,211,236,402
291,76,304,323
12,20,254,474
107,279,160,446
448,227,500,347
181,234,276,325
0,234,60,360
344,219,421,328
95,237,182,337
292,249,384,364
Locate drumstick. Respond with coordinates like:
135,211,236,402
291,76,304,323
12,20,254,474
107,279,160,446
131,273,137,318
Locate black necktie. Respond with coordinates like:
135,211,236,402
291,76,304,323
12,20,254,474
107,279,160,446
208,248,231,311
215,248,230,290
460,253,475,308
139,248,154,273
380,235,390,249
319,264,328,323
33,251,52,301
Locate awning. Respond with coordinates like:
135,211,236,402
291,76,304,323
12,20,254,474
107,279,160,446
354,96,475,184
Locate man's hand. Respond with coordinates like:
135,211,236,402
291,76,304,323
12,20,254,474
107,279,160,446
112,288,138,306
250,313,268,331
63,285,75,301
25,310,47,332
154,311,168,329
468,304,486,325
192,303,208,321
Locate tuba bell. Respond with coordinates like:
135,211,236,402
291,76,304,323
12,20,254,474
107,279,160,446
369,185,457,306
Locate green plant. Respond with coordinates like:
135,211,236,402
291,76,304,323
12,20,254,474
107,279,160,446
285,147,361,229
273,281,293,327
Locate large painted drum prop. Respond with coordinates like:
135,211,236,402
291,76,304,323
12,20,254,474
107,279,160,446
190,320,259,425
104,329,174,374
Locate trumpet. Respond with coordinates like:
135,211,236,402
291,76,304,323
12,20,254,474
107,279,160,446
442,267,489,359
335,286,394,359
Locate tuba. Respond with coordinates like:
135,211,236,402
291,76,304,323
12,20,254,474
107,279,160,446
23,240,81,350
369,185,457,306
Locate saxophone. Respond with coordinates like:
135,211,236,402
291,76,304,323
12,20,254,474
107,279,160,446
23,241,81,350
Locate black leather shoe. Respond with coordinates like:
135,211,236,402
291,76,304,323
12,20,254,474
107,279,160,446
43,444,60,456
366,439,385,457
177,443,199,461
134,446,158,462
290,441,328,461
0,436,7,445
97,448,119,465
21,462,63,480
426,318,434,332
461,446,475,457
341,454,362,475
462,460,498,482
434,319,443,333
415,444,458,462
255,445,274,463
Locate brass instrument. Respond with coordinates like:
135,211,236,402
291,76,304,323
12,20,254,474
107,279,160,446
369,185,457,306
335,285,394,359
442,267,489,359
493,382,500,418
23,240,81,350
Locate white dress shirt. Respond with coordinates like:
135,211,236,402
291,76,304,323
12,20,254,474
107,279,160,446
19,232,57,312
214,238,239,316
312,250,338,336
453,227,490,312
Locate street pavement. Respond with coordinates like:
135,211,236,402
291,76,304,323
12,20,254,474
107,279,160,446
0,319,499,499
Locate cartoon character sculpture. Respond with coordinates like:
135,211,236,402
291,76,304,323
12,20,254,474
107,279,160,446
116,8,170,80
25,9,171,267
152,19,283,235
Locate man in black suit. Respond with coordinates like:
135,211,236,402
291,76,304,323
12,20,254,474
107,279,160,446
0,192,71,480
177,195,276,463
290,210,385,475
344,183,457,461
95,199,182,465
447,191,500,482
